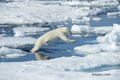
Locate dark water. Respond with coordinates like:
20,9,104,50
91,16,120,27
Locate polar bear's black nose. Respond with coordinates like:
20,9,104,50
69,31,72,35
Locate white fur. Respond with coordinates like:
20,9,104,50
31,27,75,53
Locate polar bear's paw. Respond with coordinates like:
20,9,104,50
69,40,76,43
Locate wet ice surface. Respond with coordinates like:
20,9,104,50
0,0,120,80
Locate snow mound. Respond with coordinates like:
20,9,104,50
13,26,49,37
97,24,120,43
0,37,36,47
0,47,26,58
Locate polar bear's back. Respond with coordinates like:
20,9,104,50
39,29,59,42
38,27,67,42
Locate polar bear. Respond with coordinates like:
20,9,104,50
31,27,75,53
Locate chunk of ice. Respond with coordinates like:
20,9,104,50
97,24,120,43
0,47,26,58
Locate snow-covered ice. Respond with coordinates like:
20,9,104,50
97,24,120,43
0,2,91,24
118,5,120,10
71,25,113,37
0,37,36,47
13,25,49,37
63,0,118,8
71,25,93,34
74,43,120,55
107,12,120,18
74,24,120,55
0,0,120,80
94,27,113,35
92,17,102,21
0,55,120,80
0,47,27,58
0,0,112,25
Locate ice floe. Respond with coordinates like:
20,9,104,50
0,47,27,58
0,2,90,24
71,25,93,34
92,17,102,21
107,12,120,18
63,0,119,8
118,5,120,10
97,24,120,43
0,55,120,80
74,24,120,55
71,25,113,37
74,43,120,55
94,27,113,35
0,37,36,47
13,25,49,37
0,0,112,25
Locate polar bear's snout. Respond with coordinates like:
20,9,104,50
68,30,72,35
65,28,72,35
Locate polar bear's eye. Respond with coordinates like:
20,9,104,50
66,29,68,31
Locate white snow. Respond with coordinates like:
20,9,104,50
0,37,36,47
0,47,27,58
97,24,120,43
74,44,101,54
74,24,120,55
63,0,118,8
13,25,49,37
74,43,120,55
0,55,120,80
71,25,113,37
0,2,91,24
0,0,111,25
107,12,120,18
94,27,113,35
92,17,102,21
118,6,120,10
0,0,120,80
71,25,93,34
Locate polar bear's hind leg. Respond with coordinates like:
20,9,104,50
31,39,46,53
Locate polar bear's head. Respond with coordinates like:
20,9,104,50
58,27,72,35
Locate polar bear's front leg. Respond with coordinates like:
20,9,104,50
59,33,75,43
